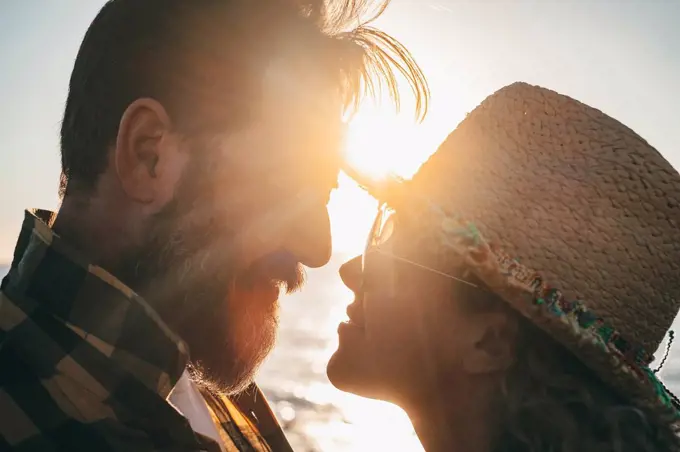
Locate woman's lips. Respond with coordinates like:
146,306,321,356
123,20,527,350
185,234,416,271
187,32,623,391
338,300,365,341
344,300,366,329
338,320,365,336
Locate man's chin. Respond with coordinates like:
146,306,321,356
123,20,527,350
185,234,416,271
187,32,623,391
231,279,282,321
189,326,276,396
252,280,282,305
183,283,279,396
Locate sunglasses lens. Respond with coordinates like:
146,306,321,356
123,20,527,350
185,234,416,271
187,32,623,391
362,204,396,271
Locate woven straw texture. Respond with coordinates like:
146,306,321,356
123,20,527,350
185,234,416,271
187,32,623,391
408,82,680,360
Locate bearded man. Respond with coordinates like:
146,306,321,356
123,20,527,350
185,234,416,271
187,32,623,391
0,0,428,450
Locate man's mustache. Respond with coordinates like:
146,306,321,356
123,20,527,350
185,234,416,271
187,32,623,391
239,249,306,294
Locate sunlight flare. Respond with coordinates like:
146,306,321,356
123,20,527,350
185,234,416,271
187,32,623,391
344,106,432,181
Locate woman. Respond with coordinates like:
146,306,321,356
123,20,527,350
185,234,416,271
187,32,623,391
328,82,680,451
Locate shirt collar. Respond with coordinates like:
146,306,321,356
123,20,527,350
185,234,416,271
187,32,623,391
2,209,189,398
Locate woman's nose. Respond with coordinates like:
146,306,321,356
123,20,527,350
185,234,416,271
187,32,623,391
339,255,362,293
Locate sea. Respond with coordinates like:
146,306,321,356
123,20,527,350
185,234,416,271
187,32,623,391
2,259,680,452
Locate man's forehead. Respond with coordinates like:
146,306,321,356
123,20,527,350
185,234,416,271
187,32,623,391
259,59,347,169
262,58,344,119
211,61,345,174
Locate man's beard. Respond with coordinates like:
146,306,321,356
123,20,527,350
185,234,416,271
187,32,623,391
112,151,305,395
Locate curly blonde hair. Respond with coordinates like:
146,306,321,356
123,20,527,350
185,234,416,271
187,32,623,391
443,278,680,452
495,318,680,452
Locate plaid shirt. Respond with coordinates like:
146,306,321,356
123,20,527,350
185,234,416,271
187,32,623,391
0,210,293,452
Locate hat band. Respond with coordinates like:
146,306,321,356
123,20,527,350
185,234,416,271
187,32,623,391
497,249,654,369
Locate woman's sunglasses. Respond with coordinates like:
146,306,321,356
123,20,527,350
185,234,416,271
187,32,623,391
361,203,486,291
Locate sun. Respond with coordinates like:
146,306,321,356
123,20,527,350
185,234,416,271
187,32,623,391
343,105,433,181
330,99,453,254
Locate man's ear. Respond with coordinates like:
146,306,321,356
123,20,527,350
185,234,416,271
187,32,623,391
462,311,518,374
114,98,187,207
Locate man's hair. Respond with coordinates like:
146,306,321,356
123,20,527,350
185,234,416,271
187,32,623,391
59,0,429,196
439,278,679,451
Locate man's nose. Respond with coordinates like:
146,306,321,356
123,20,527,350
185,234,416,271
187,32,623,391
285,205,332,268
339,255,362,292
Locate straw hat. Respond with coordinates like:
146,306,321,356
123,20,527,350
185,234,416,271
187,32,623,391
349,82,680,427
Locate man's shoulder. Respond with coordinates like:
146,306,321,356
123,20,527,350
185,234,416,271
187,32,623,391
0,288,219,452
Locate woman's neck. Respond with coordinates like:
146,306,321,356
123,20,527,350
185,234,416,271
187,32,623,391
404,380,498,452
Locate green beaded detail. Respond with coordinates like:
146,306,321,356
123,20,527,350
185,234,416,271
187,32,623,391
598,325,615,343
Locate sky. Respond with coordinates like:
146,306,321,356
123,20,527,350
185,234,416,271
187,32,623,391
0,0,679,262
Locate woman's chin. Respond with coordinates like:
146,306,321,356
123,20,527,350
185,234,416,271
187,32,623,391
326,346,385,400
